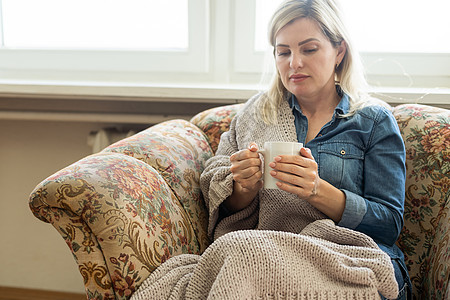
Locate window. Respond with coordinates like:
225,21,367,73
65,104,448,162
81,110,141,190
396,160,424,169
339,0,450,88
253,0,450,54
0,0,208,77
0,0,448,89
2,0,188,50
340,0,450,53
240,0,450,88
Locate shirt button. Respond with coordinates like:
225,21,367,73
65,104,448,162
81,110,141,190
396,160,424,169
340,149,346,155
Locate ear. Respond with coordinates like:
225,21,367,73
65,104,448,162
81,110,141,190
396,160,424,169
336,40,347,66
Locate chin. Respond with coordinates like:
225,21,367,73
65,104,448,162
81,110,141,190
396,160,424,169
289,86,311,98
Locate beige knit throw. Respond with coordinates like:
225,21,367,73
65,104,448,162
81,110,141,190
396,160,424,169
131,219,398,300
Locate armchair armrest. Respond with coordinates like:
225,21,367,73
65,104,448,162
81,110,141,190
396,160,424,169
29,119,213,299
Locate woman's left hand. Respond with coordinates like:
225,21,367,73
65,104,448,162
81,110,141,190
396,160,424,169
269,147,320,200
269,147,346,222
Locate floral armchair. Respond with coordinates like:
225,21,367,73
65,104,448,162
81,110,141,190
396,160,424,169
29,102,449,300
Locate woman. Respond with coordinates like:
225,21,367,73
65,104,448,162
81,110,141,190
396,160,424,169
200,0,411,299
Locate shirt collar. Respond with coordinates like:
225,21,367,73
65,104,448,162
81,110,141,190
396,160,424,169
288,91,350,116
288,94,302,114
335,93,350,116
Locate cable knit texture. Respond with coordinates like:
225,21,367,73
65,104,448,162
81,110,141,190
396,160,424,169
131,94,399,299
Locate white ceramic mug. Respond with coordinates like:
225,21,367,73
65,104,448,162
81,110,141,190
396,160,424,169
257,141,303,189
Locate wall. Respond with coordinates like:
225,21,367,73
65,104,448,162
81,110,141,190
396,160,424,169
0,120,122,293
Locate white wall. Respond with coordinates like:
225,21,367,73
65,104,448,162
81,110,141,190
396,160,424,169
0,120,115,293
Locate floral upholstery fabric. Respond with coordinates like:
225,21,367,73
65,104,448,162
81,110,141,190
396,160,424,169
190,103,243,154
29,102,448,300
393,104,449,300
103,120,213,253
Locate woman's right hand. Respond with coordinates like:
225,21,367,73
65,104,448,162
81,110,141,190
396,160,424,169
224,143,263,212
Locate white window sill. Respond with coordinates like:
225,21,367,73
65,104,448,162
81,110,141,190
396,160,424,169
0,80,259,103
0,80,448,124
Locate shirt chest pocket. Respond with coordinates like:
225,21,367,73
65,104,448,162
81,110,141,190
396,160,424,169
317,142,364,192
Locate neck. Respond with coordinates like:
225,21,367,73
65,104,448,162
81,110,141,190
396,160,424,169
296,85,340,118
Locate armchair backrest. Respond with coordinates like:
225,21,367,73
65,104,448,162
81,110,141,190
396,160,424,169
190,103,244,154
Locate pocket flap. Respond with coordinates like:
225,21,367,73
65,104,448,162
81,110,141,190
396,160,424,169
318,142,364,159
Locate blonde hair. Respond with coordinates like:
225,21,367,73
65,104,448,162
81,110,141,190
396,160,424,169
259,0,372,123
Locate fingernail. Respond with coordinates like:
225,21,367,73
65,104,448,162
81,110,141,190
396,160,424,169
274,156,281,161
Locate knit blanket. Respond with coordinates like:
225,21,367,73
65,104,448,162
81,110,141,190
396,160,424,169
131,219,398,299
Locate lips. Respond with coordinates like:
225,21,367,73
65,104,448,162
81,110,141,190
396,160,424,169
289,74,309,82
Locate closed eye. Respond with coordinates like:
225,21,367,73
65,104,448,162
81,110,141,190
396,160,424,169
277,51,290,56
275,44,290,57
303,48,318,54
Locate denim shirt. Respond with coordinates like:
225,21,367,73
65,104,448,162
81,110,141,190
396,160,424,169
288,94,407,260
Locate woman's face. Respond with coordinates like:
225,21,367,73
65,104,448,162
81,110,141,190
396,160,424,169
274,17,345,101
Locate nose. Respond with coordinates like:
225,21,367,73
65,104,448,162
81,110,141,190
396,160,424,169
290,52,304,69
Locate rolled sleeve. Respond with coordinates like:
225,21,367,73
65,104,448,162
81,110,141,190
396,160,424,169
338,189,367,229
